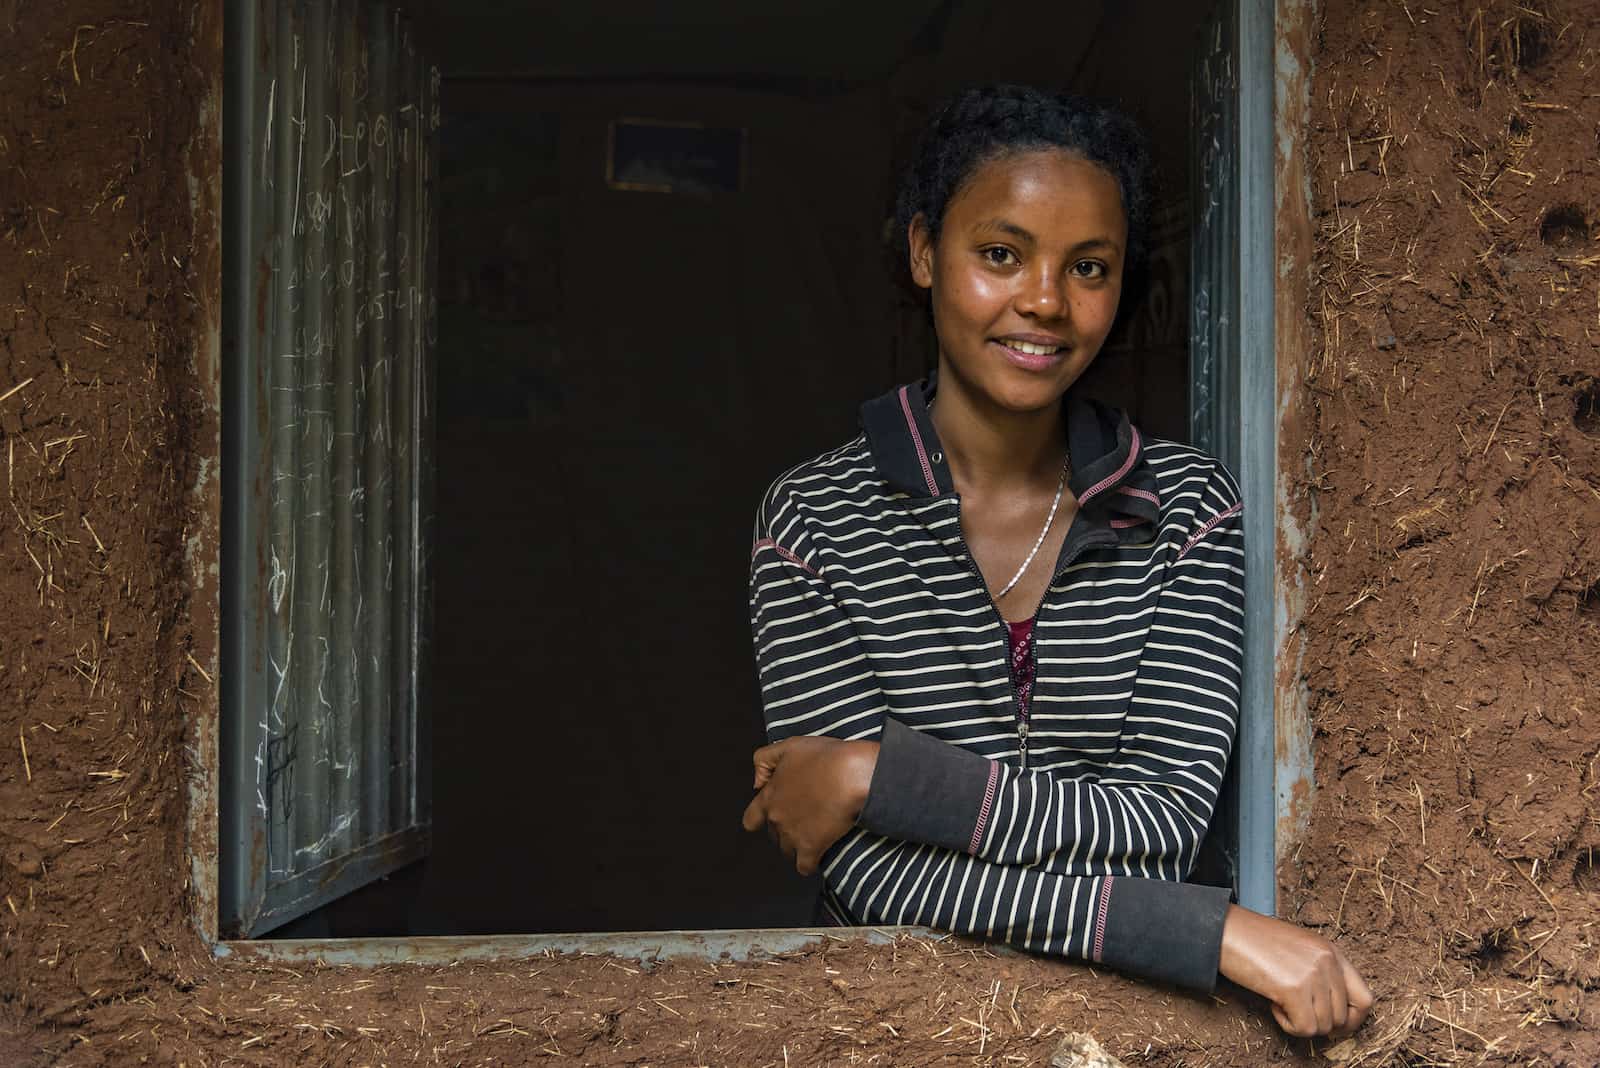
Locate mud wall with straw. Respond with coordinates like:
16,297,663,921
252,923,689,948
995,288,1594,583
1277,1,1600,1063
0,0,225,1060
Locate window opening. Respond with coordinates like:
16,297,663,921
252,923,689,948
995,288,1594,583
219,0,1278,946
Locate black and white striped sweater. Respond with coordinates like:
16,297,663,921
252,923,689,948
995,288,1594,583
749,376,1243,991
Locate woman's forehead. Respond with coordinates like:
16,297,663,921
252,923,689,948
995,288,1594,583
947,149,1126,242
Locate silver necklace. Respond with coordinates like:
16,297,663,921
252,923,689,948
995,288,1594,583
928,395,1071,600
992,454,1070,600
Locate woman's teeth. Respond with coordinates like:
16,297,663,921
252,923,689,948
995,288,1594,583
1004,340,1062,356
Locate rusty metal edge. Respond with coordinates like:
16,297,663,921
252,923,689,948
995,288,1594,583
215,926,942,965
1273,0,1318,875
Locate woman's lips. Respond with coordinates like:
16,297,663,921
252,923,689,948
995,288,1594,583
992,338,1068,372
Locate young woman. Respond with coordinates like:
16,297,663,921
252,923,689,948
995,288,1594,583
742,86,1372,1039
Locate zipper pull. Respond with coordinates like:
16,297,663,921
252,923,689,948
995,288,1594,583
1018,720,1029,769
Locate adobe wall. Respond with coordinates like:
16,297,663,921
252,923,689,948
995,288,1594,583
0,0,223,1060
1275,1,1600,1063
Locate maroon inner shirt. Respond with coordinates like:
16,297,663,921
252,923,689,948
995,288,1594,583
1006,617,1037,722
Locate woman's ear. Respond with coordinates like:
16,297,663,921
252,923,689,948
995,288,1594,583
907,213,935,290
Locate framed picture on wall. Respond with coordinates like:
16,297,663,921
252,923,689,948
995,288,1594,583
606,118,744,195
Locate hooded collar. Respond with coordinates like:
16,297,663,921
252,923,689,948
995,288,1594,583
859,373,1162,528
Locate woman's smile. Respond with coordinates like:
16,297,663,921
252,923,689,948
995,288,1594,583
992,332,1073,372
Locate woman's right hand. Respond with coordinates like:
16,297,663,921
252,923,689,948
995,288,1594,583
1218,904,1374,1038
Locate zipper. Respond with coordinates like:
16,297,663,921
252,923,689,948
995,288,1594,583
953,496,1119,773
956,535,1028,767
1017,694,1031,764
950,498,1029,767
1021,527,1117,769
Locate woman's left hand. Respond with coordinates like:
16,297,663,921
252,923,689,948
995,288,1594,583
1218,905,1375,1038
741,738,879,876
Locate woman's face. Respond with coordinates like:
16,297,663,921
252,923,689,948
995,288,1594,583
910,149,1128,414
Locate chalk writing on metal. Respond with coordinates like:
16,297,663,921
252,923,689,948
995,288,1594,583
234,0,435,934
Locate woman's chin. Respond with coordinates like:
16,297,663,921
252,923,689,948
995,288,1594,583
938,351,1088,414
983,382,1068,414
983,365,1084,413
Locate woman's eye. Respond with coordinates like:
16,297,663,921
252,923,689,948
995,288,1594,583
982,247,1018,267
1072,260,1107,279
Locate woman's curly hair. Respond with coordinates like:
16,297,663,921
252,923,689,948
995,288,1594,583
893,85,1155,299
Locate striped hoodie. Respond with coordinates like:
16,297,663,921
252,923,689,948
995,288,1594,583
749,375,1243,991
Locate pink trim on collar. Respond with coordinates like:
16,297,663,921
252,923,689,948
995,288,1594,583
1115,485,1160,506
1078,426,1142,505
898,385,942,497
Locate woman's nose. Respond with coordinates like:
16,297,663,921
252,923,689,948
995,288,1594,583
1016,268,1067,321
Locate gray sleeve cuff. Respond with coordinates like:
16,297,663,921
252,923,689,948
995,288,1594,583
858,718,993,854
1096,877,1231,992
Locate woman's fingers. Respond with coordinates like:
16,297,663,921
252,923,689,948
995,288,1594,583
751,741,788,789
1336,954,1375,1036
1305,984,1331,1036
1313,983,1334,1037
746,799,820,876
1276,993,1316,1038
741,791,768,833
1325,952,1350,1035
1280,953,1365,1038
752,741,788,767
773,825,798,866
796,847,821,877
1264,950,1343,1036
767,812,817,876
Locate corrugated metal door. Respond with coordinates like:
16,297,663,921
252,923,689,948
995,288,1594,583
222,0,437,937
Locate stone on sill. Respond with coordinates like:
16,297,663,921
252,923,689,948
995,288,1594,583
1050,1031,1126,1068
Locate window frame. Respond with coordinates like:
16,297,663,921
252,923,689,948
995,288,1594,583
1188,0,1281,918
196,0,1306,960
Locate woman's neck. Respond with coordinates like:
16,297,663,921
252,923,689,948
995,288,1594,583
928,363,1068,494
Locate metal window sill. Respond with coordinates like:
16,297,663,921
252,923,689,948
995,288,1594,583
216,925,939,965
